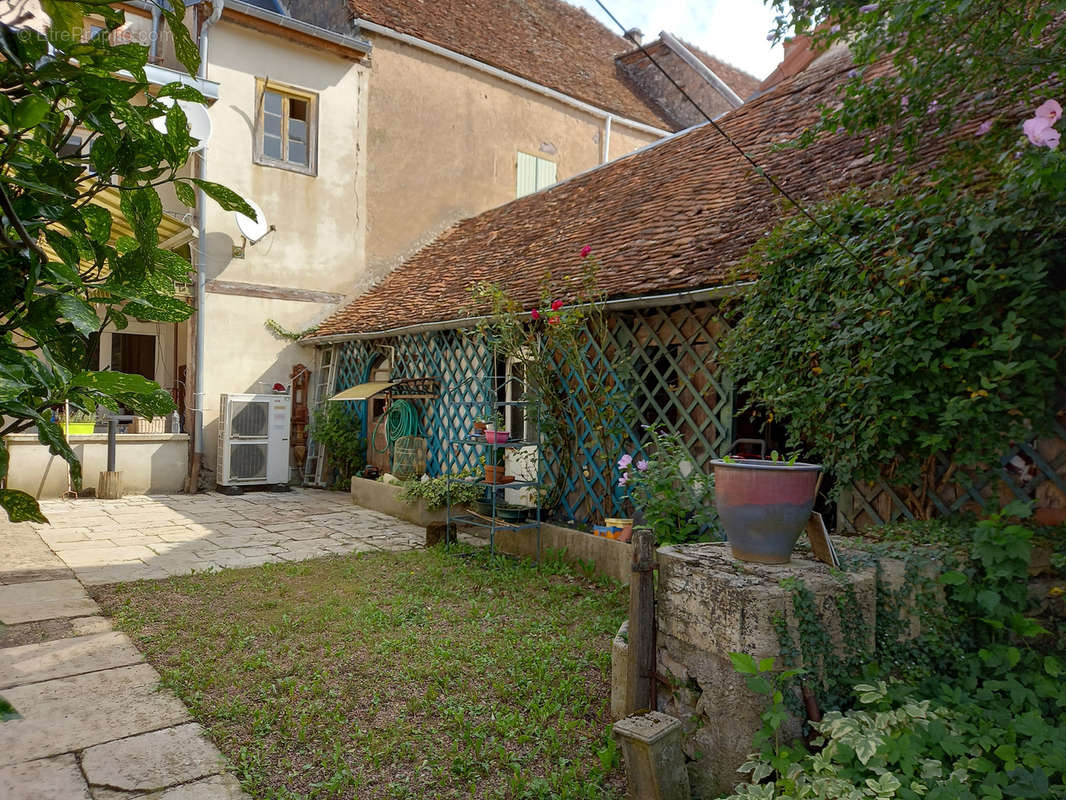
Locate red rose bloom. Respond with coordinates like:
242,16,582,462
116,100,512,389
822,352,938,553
550,299,564,311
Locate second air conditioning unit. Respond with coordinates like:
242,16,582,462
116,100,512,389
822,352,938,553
216,393,291,489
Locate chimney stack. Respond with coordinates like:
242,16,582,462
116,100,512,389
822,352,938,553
625,27,643,46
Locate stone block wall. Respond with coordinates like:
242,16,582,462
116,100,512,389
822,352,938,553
652,542,880,798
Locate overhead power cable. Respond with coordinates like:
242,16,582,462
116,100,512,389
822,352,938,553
594,0,872,275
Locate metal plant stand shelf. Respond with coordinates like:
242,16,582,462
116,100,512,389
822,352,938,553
444,379,542,563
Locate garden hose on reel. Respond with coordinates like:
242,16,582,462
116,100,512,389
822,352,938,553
372,400,426,478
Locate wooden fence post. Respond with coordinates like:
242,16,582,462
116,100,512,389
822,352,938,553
625,528,656,715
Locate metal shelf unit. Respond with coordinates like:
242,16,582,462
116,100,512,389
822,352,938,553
445,377,542,562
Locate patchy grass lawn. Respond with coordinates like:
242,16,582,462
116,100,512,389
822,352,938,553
92,545,629,800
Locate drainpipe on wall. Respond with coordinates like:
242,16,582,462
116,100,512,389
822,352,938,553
602,115,613,164
190,0,223,492
149,3,161,63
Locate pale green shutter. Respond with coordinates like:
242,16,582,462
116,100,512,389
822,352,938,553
516,152,538,197
536,158,557,190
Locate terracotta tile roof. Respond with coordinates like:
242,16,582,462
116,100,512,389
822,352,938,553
347,0,673,128
311,48,947,340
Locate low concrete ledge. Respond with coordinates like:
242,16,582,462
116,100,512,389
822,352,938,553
350,476,447,527
465,521,633,584
350,478,633,583
5,433,189,498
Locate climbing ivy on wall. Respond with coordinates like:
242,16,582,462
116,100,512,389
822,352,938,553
722,155,1066,519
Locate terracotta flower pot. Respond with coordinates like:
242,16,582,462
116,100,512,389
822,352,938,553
711,458,822,564
473,421,487,437
484,464,506,483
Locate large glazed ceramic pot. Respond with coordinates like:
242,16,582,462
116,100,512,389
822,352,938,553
711,459,822,564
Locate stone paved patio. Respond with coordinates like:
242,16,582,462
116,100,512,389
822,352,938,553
0,488,426,798
25,488,425,585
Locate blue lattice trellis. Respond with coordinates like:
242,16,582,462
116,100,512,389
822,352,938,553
314,302,736,525
315,301,1066,530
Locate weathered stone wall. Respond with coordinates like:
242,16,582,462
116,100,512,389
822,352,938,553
652,542,879,799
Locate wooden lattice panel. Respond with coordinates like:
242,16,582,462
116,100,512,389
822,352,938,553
837,417,1066,530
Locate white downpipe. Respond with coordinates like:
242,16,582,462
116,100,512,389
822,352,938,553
602,115,612,163
193,0,223,463
353,18,670,139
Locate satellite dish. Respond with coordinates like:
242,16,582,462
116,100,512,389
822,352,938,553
235,198,270,244
150,97,213,153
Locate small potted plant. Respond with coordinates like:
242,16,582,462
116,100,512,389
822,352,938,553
61,408,96,435
473,413,492,438
711,451,821,564
482,449,507,484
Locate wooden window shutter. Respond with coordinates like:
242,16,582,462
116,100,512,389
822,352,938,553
516,152,538,198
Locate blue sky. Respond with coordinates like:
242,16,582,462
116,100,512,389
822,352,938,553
571,0,783,79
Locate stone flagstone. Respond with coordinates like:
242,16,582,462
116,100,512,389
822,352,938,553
0,631,143,689
0,579,98,624
81,724,225,792
0,663,191,766
0,754,91,800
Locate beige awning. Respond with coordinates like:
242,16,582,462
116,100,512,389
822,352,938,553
40,185,196,267
327,381,398,402
327,377,441,402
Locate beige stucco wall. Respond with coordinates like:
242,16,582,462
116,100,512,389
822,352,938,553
201,21,368,292
361,33,665,285
194,21,368,474
5,434,189,498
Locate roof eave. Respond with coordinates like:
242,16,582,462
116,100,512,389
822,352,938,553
302,280,754,345
225,0,373,56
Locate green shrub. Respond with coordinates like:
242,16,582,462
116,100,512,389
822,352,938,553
727,507,1066,799
309,404,365,490
398,472,484,510
722,161,1066,518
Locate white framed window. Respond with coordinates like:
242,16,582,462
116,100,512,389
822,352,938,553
516,152,557,197
254,79,318,176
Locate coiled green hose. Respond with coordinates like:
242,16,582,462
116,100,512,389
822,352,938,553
372,399,420,454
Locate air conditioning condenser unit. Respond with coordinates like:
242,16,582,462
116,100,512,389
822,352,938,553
216,393,291,490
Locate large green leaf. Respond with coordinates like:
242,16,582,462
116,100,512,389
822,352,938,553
81,204,113,244
0,489,47,524
0,693,20,721
156,84,207,103
119,187,162,248
13,95,50,130
55,295,100,337
192,179,255,217
41,0,83,49
34,417,81,491
71,370,176,419
125,293,193,323
174,181,195,208
162,0,199,75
